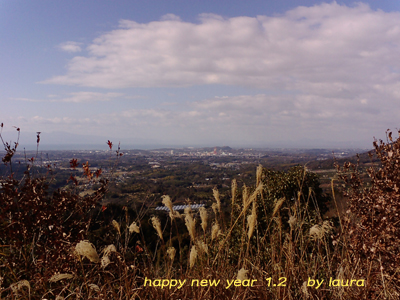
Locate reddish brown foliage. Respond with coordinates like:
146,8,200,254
0,172,108,283
336,129,400,296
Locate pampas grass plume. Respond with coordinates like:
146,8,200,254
189,245,197,268
162,195,175,219
129,221,140,234
213,187,221,212
185,209,196,240
10,280,30,294
211,203,218,216
49,273,74,282
237,268,248,281
272,197,285,217
301,281,310,298
244,183,263,212
310,221,333,240
231,179,237,205
247,214,257,240
112,220,121,235
150,216,164,241
88,283,100,292
184,206,191,215
242,184,249,209
256,164,263,187
197,240,208,254
75,240,100,263
288,215,297,229
167,247,176,261
211,223,220,241
199,206,208,233
103,244,117,256
101,255,111,268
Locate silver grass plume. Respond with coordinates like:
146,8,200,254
167,247,176,261
88,284,100,292
288,215,297,229
256,164,263,187
199,206,208,233
101,255,111,268
184,206,191,214
335,266,345,296
301,281,310,298
213,187,221,213
102,244,117,256
49,273,74,282
242,184,249,209
211,222,221,241
231,179,237,205
211,203,218,216
75,240,100,263
162,195,173,211
162,195,175,220
184,207,196,240
272,197,285,217
150,216,164,241
197,240,208,254
247,201,257,239
128,221,140,234
189,245,198,268
244,183,263,212
10,280,30,296
309,220,333,240
112,220,121,235
237,268,248,281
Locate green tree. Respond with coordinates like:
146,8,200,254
262,165,329,211
256,165,330,233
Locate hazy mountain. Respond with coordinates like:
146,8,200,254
6,131,161,151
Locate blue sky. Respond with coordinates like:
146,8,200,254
1,0,400,149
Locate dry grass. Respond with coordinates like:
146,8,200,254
1,130,400,299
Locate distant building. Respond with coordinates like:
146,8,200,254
148,161,161,168
155,204,205,212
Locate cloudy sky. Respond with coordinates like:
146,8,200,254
1,0,400,149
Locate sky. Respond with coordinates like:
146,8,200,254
1,0,400,150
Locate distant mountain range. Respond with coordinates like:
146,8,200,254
2,131,163,151
0,130,373,151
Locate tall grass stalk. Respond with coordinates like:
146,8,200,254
2,130,399,299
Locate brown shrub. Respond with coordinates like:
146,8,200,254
336,129,400,297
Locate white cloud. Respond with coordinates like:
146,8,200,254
12,92,124,103
57,92,123,103
58,41,83,53
42,2,400,97
18,2,400,147
160,14,182,21
19,90,399,147
43,92,391,146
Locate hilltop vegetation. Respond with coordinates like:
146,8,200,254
0,127,399,299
